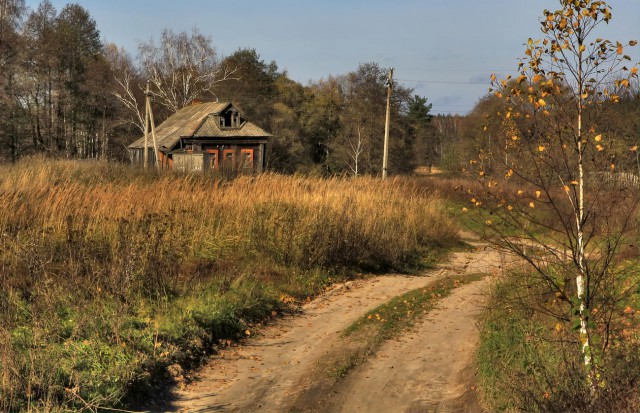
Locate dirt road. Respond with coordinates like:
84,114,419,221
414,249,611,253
166,239,507,413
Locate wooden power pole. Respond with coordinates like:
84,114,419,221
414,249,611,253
143,86,149,169
143,81,160,170
382,68,393,179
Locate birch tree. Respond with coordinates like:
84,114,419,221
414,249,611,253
348,124,365,176
105,43,145,133
469,0,638,394
139,28,237,113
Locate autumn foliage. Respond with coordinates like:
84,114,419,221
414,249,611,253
469,0,640,409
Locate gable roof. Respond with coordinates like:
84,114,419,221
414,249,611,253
128,101,272,150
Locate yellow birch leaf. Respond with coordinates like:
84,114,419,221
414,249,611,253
563,185,570,192
491,73,497,82
630,145,638,151
538,145,546,152
536,190,541,198
570,180,579,185
529,202,535,208
507,205,513,211
579,44,586,53
462,207,468,213
538,98,547,106
596,144,604,151
611,163,615,171
631,67,638,75
594,134,602,142
517,190,524,196
486,220,493,225
511,135,519,141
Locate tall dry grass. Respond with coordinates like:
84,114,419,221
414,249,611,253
0,158,457,411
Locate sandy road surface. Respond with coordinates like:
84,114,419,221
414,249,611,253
166,240,508,413
328,279,489,413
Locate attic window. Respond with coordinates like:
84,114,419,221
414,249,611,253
220,111,243,128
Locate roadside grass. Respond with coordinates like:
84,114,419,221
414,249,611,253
329,273,486,380
0,158,458,412
477,268,640,413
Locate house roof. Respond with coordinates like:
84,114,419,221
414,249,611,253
128,101,272,150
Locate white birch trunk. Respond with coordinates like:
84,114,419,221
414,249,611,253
576,48,592,375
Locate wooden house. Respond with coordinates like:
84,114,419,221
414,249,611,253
128,102,271,173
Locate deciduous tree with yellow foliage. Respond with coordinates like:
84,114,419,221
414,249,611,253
468,0,639,405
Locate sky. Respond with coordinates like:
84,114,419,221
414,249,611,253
25,0,640,115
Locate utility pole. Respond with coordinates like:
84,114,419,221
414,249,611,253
144,81,160,170
143,85,149,169
382,68,393,179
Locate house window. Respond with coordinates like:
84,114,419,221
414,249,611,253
223,149,235,166
206,149,219,170
220,111,243,129
241,149,254,170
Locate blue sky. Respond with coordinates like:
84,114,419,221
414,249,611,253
26,0,640,115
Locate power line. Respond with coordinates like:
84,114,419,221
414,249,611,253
396,78,490,85
403,68,513,73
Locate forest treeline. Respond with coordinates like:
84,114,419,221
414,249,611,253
1,0,639,174
0,0,439,174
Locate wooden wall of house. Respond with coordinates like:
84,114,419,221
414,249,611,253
129,142,266,174
201,143,265,173
173,153,204,172
129,148,157,167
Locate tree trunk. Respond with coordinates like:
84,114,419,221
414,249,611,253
576,51,593,384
